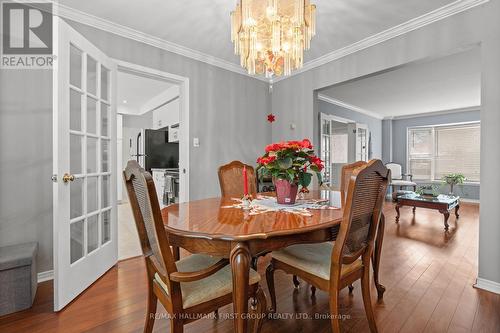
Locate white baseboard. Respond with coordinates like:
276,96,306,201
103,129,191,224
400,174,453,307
474,277,500,295
460,198,480,204
37,270,54,283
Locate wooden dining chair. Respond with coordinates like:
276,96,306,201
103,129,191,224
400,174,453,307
296,161,368,295
218,161,258,198
266,159,389,333
124,160,266,333
340,161,368,206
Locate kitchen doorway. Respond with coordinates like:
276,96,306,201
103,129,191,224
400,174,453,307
115,61,190,260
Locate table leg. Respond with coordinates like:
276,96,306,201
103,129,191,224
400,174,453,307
372,213,386,299
440,210,450,231
412,206,416,214
230,242,251,333
455,204,460,218
395,203,401,223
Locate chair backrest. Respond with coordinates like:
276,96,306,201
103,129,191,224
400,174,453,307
123,161,177,292
218,161,257,197
332,160,390,274
340,161,367,205
385,163,402,180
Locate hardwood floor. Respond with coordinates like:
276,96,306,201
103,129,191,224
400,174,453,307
1,201,499,333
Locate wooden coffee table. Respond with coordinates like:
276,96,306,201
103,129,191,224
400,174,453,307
395,192,460,231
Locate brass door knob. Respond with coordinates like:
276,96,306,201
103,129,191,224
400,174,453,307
62,173,75,183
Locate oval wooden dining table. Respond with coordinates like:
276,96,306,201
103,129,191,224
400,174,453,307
161,191,386,333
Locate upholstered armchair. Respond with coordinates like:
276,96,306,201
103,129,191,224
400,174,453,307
385,163,417,200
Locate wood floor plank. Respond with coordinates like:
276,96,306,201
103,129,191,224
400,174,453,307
0,202,497,333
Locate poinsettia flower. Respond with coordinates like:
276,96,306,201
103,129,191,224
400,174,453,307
301,139,313,149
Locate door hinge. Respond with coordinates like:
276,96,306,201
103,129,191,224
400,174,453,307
51,174,58,183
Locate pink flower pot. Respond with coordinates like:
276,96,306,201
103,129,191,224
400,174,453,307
274,179,298,205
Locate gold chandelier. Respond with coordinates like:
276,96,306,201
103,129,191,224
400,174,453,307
230,0,316,77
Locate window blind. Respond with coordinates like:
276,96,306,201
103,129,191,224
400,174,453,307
435,124,480,182
407,123,480,182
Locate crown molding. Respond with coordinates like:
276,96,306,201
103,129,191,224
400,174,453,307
39,0,269,82
273,0,489,83
384,105,480,120
318,94,384,120
25,0,487,84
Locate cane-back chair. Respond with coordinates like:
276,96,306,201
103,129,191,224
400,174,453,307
218,161,258,198
266,159,389,332
340,161,368,205
124,160,266,333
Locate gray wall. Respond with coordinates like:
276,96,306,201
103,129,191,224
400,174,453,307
382,119,393,164
387,110,480,200
67,20,272,201
0,70,53,272
317,99,383,159
0,18,270,273
271,1,500,287
479,0,500,289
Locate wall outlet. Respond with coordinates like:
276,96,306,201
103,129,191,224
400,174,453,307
193,137,200,147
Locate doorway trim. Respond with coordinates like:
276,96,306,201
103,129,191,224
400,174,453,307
113,60,190,202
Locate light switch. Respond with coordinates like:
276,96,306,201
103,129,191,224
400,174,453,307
193,137,200,147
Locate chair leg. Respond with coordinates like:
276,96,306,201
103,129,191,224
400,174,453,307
348,284,354,294
361,268,378,333
172,246,180,261
169,318,184,333
328,290,341,333
292,275,300,289
252,286,267,333
266,262,277,313
144,288,157,333
310,285,316,296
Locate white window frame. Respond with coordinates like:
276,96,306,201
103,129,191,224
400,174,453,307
406,121,480,184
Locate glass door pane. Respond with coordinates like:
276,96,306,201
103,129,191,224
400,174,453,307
68,43,113,263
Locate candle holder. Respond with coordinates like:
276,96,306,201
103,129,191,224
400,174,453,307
241,194,252,210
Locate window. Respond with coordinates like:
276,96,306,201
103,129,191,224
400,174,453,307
407,123,480,182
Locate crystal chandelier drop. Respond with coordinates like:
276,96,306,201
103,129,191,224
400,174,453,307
230,0,316,77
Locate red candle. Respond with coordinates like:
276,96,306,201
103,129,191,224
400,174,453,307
243,166,248,196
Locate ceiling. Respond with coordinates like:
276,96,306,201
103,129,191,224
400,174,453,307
60,0,456,66
319,48,481,117
117,71,174,115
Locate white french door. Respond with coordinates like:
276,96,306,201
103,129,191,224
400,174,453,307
53,17,117,311
356,123,369,162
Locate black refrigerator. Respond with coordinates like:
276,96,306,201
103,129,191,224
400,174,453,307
143,129,179,171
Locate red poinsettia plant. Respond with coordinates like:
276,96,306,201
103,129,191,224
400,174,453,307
257,139,324,191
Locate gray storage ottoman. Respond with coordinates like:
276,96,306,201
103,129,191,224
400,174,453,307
0,242,38,316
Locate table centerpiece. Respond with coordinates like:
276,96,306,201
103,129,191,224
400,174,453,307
256,139,323,204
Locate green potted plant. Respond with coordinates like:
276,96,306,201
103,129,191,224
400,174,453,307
257,139,323,204
442,173,466,195
416,185,440,197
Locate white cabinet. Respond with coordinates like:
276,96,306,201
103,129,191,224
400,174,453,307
152,98,180,130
